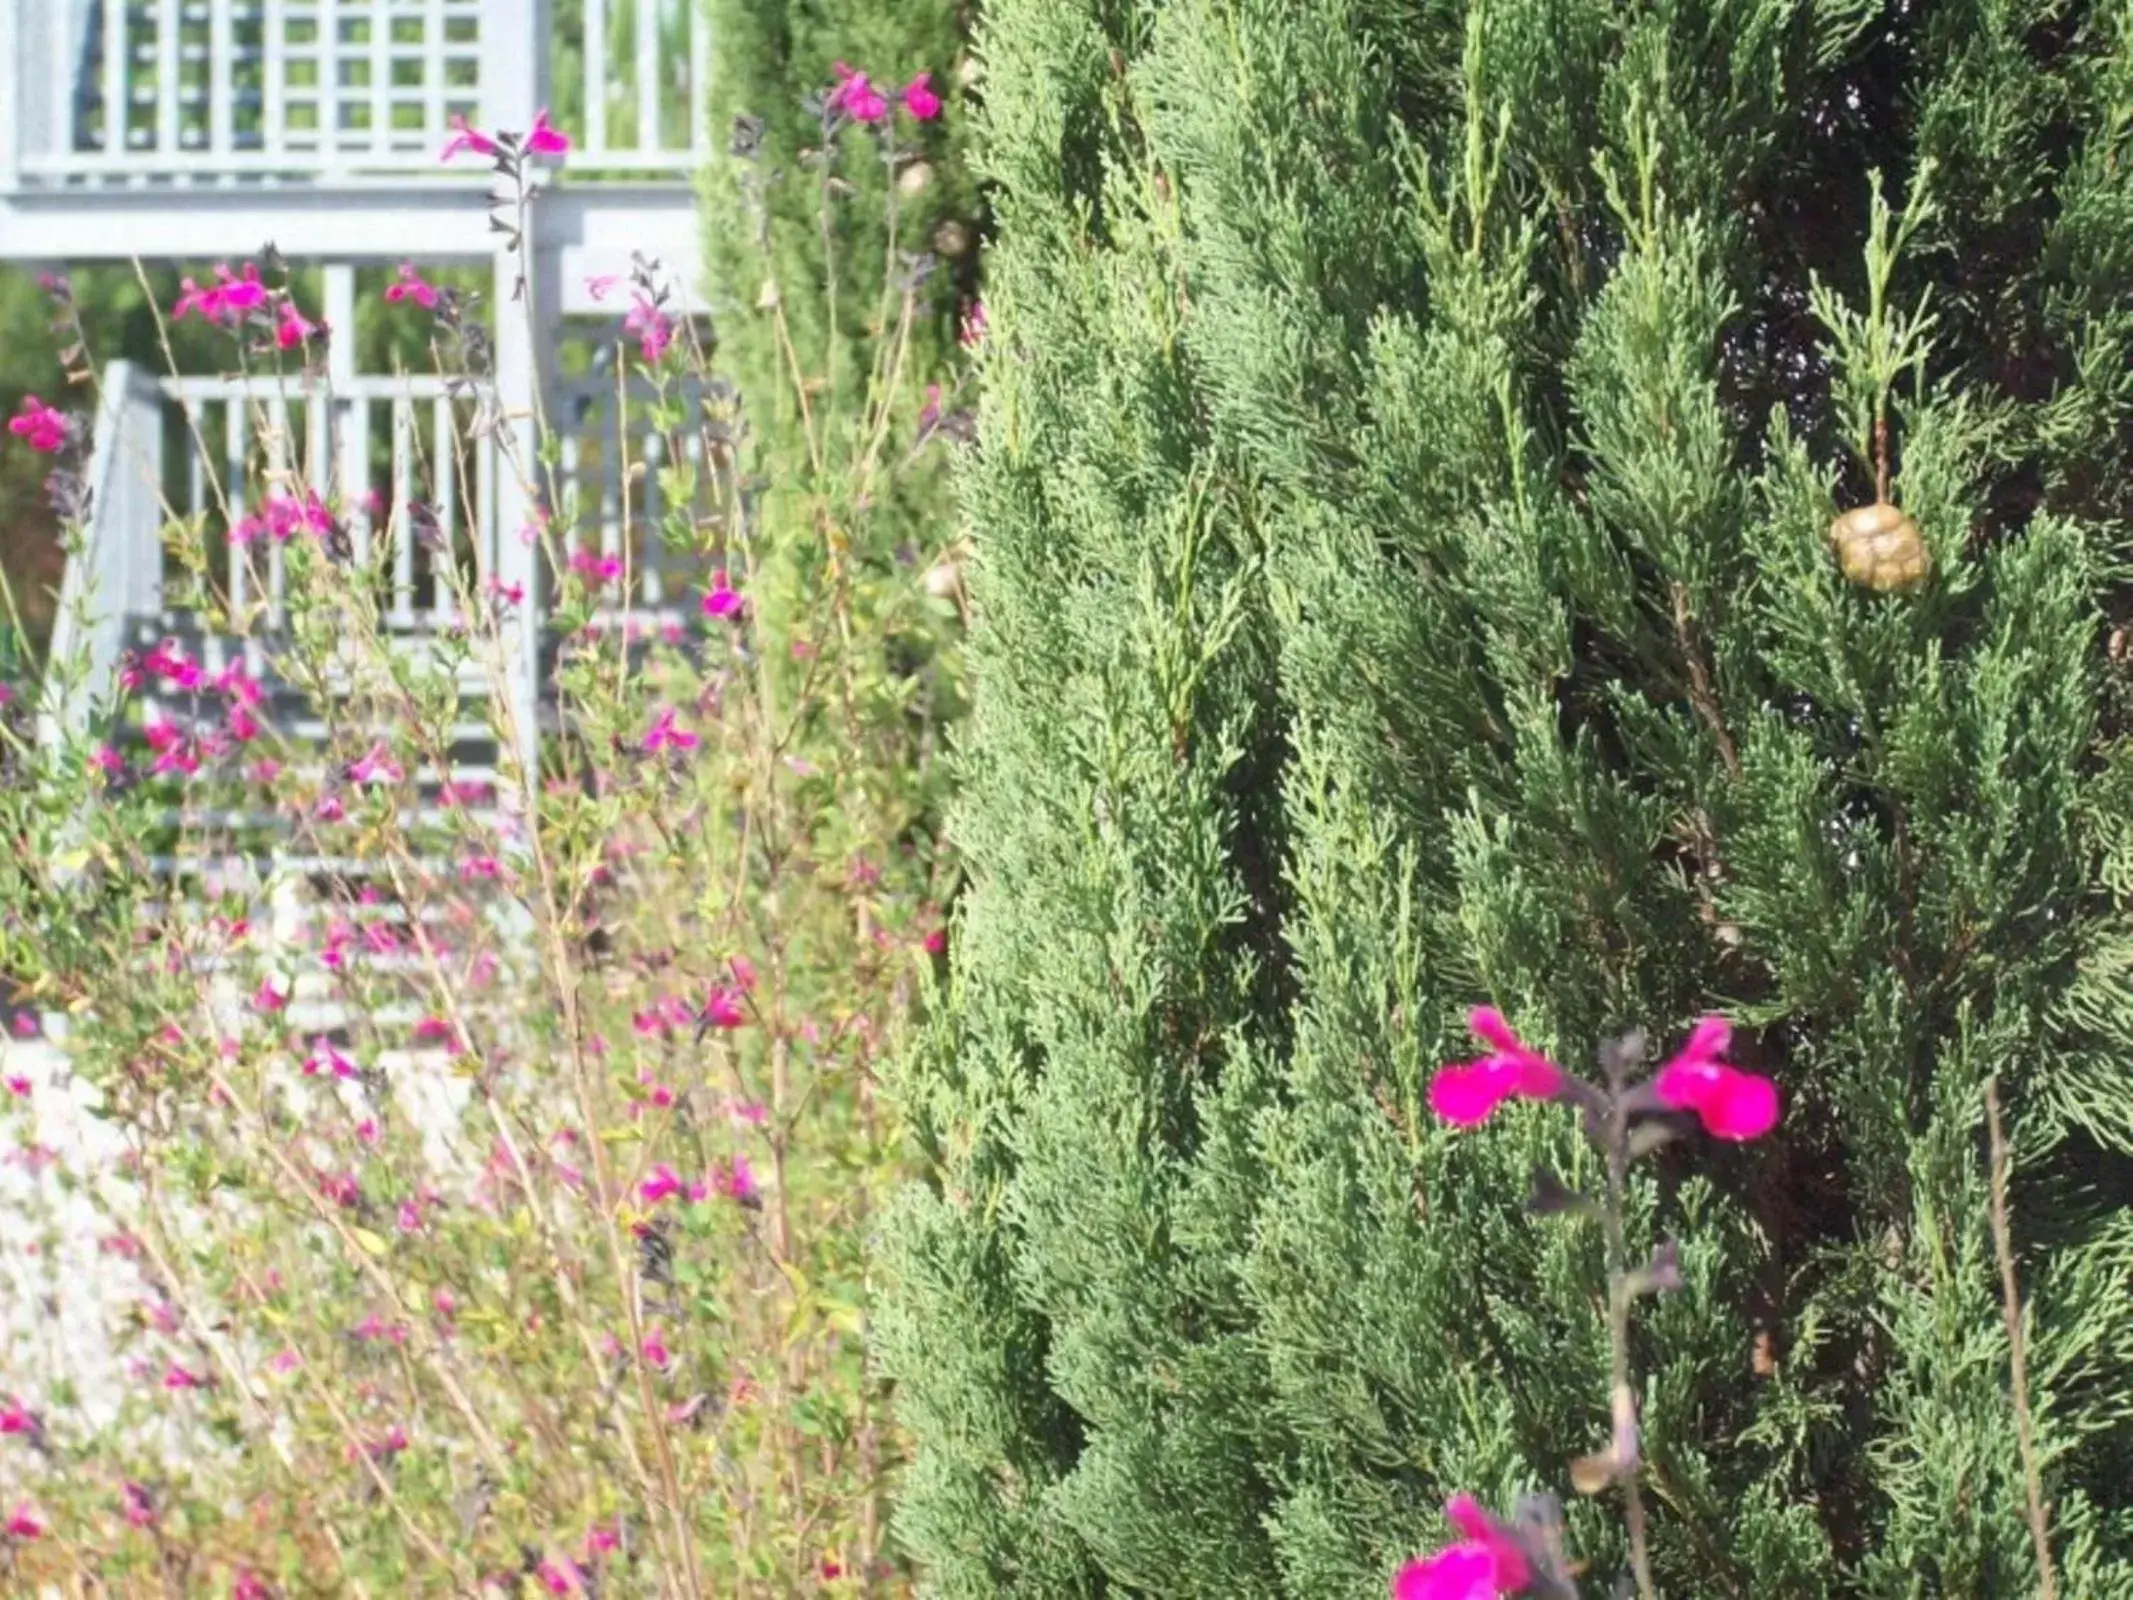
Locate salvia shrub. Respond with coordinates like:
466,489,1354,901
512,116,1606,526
879,1,2133,1596
0,44,968,1596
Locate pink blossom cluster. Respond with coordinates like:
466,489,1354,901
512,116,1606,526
7,396,65,453
1429,1009,1780,1142
231,490,333,546
1394,1495,1530,1599
826,65,943,125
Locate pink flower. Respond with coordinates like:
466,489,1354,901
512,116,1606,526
121,1480,156,1528
640,1163,685,1205
349,740,404,786
586,274,622,302
1652,1017,1779,1142
172,276,217,321
162,1361,208,1391
383,262,440,309
215,661,264,707
729,954,758,991
715,1155,758,1204
303,1040,357,1080
215,262,267,316
641,1326,672,1367
142,636,202,689
1392,1543,1501,1600
624,293,674,364
902,71,943,121
251,976,288,1014
459,854,503,883
233,1569,271,1600
583,1522,620,1557
570,546,622,583
1427,1007,1565,1127
643,705,699,754
4,1076,27,1098
702,986,747,1030
265,1347,300,1376
8,396,65,453
959,298,988,347
5,1499,41,1540
90,744,124,778
923,927,948,956
1392,1495,1531,1599
537,1559,585,1595
438,112,499,162
0,1399,37,1435
701,570,744,619
275,298,318,349
527,108,573,155
827,63,890,124
411,1015,457,1048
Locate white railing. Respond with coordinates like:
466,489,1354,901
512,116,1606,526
151,368,708,624
3,0,708,189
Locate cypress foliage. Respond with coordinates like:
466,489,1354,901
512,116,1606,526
880,2,2133,1594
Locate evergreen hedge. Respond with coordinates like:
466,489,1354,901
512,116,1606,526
881,2,2133,1594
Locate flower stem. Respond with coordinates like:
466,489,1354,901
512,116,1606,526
1604,1095,1659,1600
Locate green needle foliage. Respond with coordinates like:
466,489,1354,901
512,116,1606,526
880,1,2133,1595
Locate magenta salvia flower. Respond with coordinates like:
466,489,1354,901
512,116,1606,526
1653,1016,1779,1141
703,985,748,1030
162,1361,208,1391
438,112,499,162
121,1480,156,1528
902,71,943,121
1393,1494,1531,1599
1427,1007,1565,1127
1392,1544,1503,1600
5,1499,41,1539
173,262,265,324
383,261,440,310
7,396,65,453
640,1163,685,1205
4,1076,28,1098
0,1399,37,1435
643,705,700,755
702,569,744,619
717,1155,758,1204
624,292,674,363
527,107,572,154
233,1569,272,1599
348,740,404,786
827,62,890,123
585,273,622,302
274,298,318,349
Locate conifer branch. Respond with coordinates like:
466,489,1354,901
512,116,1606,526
1985,1077,2058,1600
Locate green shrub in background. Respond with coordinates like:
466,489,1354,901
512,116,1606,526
880,1,2133,1594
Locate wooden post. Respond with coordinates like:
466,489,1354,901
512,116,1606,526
485,0,553,784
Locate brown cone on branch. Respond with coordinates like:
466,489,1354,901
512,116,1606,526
1829,501,1928,592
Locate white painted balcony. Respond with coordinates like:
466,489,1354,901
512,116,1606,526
0,0,710,311
6,0,729,772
